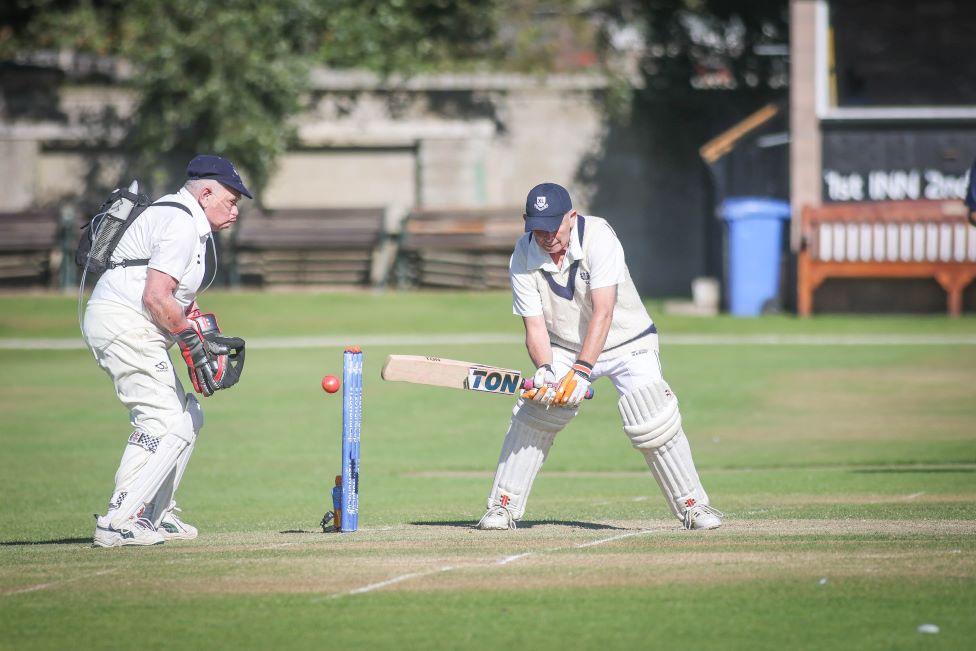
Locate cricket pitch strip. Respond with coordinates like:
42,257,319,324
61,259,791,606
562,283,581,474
4,518,974,599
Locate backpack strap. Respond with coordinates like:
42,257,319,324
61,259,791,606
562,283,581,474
107,201,194,270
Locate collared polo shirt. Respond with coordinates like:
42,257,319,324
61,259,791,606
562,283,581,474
89,188,213,321
509,215,654,359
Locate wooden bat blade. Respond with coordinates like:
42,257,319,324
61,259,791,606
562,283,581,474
381,355,594,399
381,355,523,395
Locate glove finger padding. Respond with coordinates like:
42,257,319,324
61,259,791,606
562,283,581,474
208,336,245,389
554,370,578,405
521,364,556,406
205,334,244,356
555,360,592,408
185,313,246,393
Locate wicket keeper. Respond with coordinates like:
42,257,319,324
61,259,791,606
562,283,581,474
84,155,248,547
477,182,722,531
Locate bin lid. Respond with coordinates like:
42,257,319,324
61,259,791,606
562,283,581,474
718,197,791,221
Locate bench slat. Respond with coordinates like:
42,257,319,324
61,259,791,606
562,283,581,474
799,200,976,316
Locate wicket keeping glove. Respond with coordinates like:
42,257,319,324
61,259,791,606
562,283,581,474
554,360,592,408
521,364,557,406
174,313,245,397
191,312,245,391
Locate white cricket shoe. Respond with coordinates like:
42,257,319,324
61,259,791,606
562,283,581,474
158,507,198,541
92,515,164,547
477,505,517,530
682,504,724,530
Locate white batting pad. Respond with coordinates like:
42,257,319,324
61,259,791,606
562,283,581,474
145,395,202,526
171,394,202,495
486,400,576,519
617,382,708,518
109,434,186,528
184,393,204,434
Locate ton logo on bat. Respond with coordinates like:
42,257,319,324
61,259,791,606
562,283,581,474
467,368,521,394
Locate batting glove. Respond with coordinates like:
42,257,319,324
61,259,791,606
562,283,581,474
521,364,557,406
555,360,592,408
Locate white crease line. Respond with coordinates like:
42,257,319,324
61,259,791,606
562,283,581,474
575,529,653,548
329,526,653,599
902,492,925,501
331,566,455,598
2,568,117,597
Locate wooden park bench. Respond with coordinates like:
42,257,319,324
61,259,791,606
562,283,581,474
798,200,976,316
234,208,386,286
396,207,524,289
0,210,59,286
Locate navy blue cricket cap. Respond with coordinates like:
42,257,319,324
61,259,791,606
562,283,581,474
186,154,253,199
523,182,573,232
966,157,976,212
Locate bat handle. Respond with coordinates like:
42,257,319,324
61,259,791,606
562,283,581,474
521,379,594,400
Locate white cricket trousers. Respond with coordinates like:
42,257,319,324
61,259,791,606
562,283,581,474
83,301,196,513
549,334,665,393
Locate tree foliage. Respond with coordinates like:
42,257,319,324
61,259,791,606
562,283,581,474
0,0,504,197
0,1,788,195
581,0,789,103
121,0,324,195
317,0,501,74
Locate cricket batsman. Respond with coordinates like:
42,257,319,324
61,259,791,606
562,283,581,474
477,182,723,531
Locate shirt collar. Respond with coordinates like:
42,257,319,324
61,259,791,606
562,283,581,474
176,187,214,238
525,216,584,272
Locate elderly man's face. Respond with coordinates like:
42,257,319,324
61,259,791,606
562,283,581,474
201,183,241,231
532,210,576,255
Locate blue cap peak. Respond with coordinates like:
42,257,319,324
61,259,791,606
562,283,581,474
186,154,252,199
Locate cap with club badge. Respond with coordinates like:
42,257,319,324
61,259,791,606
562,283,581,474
523,182,573,232
186,154,253,199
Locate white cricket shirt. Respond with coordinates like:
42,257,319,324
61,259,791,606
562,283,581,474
510,215,655,360
89,188,212,322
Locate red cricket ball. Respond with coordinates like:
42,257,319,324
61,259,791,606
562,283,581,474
321,375,340,394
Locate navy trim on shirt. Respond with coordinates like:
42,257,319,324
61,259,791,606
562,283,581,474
540,215,586,300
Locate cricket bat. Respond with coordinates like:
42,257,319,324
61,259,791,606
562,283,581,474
380,355,594,399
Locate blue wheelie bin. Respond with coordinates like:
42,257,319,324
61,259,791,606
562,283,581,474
719,197,791,317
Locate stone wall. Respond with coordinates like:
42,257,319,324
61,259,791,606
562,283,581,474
0,64,717,296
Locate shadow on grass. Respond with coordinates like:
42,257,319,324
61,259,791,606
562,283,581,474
279,530,324,534
410,520,627,531
0,537,92,546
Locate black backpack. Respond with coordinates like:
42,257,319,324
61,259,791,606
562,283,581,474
75,188,192,275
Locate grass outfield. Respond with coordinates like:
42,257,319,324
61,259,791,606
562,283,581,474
1,291,975,650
